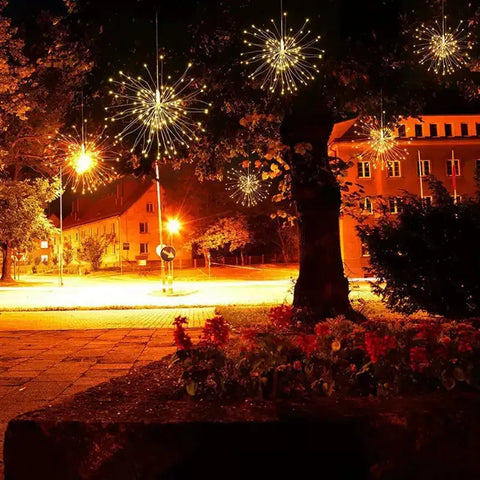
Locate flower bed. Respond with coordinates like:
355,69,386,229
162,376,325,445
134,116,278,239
172,306,480,399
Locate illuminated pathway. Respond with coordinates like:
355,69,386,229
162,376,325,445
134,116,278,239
0,279,294,310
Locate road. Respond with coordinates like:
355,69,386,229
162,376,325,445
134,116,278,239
0,277,294,310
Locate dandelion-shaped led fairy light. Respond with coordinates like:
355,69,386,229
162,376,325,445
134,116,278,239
55,124,119,194
354,112,407,169
241,0,323,96
106,54,209,159
226,164,270,207
414,1,472,76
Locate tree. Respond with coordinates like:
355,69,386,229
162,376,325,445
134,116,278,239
0,178,59,281
63,242,74,266
197,216,252,265
77,236,108,271
358,178,480,318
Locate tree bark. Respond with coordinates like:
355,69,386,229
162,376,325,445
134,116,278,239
281,111,356,320
1,244,13,282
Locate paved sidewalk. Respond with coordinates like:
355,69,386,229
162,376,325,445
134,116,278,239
0,326,202,478
0,307,214,330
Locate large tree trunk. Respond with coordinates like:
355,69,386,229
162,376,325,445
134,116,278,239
1,244,13,282
281,111,356,320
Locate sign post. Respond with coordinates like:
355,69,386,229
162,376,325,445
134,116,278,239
157,245,176,293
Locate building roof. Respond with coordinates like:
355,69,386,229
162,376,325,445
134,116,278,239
62,178,153,229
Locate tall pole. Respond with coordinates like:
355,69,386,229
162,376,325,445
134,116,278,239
451,149,457,203
417,150,424,200
155,160,166,290
59,166,64,287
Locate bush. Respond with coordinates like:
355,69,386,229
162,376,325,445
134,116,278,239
171,307,480,400
357,177,480,317
77,236,108,271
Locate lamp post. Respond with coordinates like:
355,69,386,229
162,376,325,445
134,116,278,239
155,161,167,292
58,166,64,287
166,218,181,292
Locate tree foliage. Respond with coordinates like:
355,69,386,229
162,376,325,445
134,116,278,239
0,178,59,280
358,178,480,318
77,235,107,271
196,215,252,257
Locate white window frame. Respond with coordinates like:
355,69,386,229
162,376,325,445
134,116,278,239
361,197,374,215
357,161,371,178
422,196,432,208
146,203,154,213
446,159,461,177
140,243,149,254
388,197,400,214
387,160,401,178
40,241,49,249
417,159,431,177
139,222,149,234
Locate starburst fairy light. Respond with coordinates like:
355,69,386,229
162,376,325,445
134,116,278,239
226,164,270,207
354,113,407,169
414,1,472,76
106,57,209,160
54,125,119,194
241,0,323,96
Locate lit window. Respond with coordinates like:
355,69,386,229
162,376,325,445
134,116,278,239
139,222,149,234
446,159,461,176
357,161,371,178
387,160,401,178
389,198,400,214
417,159,430,177
40,255,49,263
146,203,154,213
40,241,49,249
140,243,149,254
360,197,373,214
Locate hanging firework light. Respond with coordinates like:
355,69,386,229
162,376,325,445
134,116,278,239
414,1,472,76
226,164,270,207
354,111,407,169
241,0,323,96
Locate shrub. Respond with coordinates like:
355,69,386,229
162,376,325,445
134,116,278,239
77,236,108,271
171,307,480,400
357,177,480,317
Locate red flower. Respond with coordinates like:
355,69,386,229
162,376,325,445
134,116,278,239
314,322,331,337
268,305,293,329
173,316,193,351
240,327,260,352
410,346,430,372
458,340,473,353
201,316,229,347
296,334,317,357
364,332,396,364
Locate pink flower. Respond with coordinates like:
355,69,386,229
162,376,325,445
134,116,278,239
201,316,229,347
173,316,193,351
364,333,396,364
296,334,317,357
268,305,294,329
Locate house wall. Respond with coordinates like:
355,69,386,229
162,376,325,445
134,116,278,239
333,115,480,278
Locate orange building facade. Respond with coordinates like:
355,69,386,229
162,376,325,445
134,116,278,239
58,178,191,269
330,114,480,278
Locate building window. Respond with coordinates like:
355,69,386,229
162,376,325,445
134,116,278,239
398,125,406,137
123,243,130,251
140,243,149,254
387,160,401,178
360,197,374,215
429,124,438,137
461,123,469,137
389,198,400,214
445,123,453,137
40,255,48,263
476,123,480,137
415,124,423,137
422,196,432,208
146,203,154,213
139,222,149,234
451,195,462,204
40,241,49,249
357,161,371,178
361,242,370,257
417,159,431,176
475,159,480,172
446,159,461,176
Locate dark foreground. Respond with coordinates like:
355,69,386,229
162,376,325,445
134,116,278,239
5,360,480,480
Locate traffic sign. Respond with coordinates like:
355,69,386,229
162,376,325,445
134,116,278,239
160,245,176,262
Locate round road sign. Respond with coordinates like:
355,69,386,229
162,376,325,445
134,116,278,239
160,245,176,262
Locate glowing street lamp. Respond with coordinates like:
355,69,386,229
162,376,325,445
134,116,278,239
166,218,181,237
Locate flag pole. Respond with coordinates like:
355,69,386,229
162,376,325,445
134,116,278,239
451,149,457,204
417,150,424,199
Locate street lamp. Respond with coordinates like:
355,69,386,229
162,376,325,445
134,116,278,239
166,218,181,292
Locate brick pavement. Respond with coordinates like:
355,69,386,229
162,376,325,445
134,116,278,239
0,308,211,478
